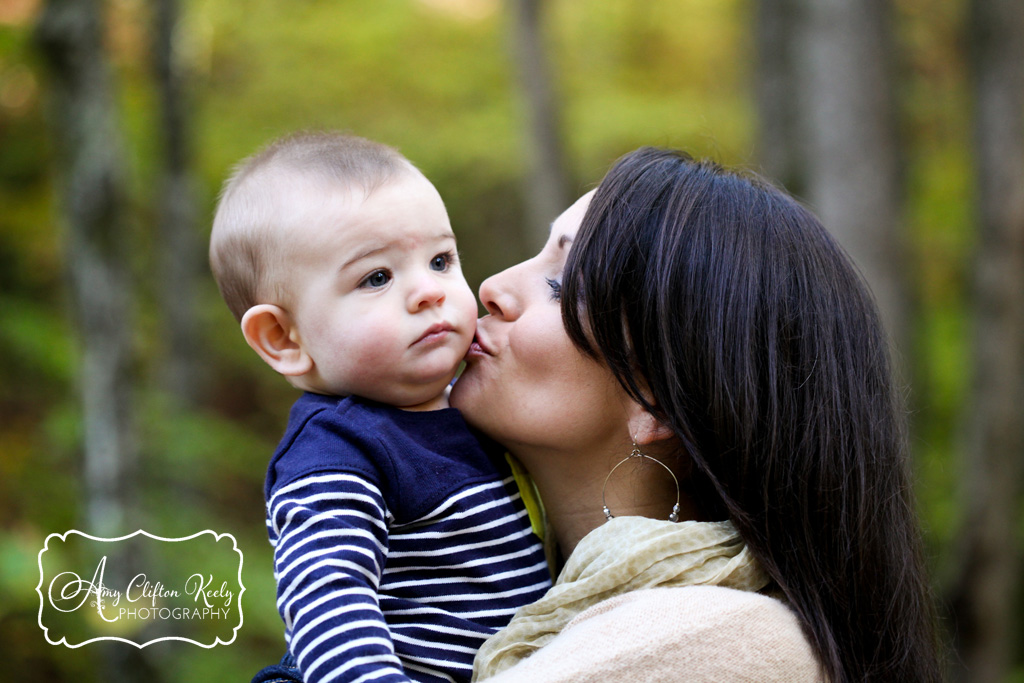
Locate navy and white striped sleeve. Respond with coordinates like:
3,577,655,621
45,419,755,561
268,471,412,683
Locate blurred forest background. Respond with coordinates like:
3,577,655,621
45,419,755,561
1,0,1022,681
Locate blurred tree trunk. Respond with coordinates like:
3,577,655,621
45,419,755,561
153,0,202,406
786,0,909,358
948,0,1024,680
35,0,136,537
507,0,571,251
35,1,149,678
753,0,803,197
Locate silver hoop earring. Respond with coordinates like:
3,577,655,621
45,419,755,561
601,440,681,523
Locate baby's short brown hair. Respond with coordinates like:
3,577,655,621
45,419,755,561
209,131,411,321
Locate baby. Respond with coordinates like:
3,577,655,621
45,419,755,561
209,132,551,683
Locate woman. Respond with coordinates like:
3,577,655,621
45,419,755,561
451,148,941,682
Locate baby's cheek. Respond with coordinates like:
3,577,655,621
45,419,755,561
453,287,480,327
346,323,401,366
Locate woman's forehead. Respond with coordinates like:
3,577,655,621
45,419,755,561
549,189,594,245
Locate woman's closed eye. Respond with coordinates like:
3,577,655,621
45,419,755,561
359,269,391,289
545,277,562,301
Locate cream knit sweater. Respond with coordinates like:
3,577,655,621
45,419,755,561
475,518,824,683
481,585,824,682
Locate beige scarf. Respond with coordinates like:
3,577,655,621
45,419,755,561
473,517,770,681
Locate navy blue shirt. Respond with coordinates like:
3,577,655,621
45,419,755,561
265,393,551,683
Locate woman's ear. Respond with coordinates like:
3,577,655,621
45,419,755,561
240,304,314,377
626,401,675,446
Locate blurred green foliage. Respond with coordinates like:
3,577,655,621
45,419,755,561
0,0,1017,679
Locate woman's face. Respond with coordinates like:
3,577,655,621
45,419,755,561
451,191,630,455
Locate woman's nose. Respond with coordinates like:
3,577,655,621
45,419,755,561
478,267,519,320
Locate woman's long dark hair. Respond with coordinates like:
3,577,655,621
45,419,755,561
562,148,941,683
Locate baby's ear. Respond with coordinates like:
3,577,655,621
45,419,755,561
240,304,313,377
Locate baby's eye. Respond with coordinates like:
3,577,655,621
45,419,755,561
360,270,391,288
545,277,562,302
430,252,454,272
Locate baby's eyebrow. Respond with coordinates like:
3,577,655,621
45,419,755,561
342,246,386,269
341,232,457,270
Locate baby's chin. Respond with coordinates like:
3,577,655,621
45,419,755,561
361,370,460,410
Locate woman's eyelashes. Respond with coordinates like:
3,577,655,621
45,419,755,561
545,277,562,301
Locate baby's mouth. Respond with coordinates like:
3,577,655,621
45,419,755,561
413,322,454,346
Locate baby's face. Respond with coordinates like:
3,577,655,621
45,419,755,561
283,171,477,409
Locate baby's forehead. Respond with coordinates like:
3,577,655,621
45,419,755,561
276,168,450,245
266,161,424,208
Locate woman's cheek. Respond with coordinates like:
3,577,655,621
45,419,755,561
452,369,520,447
508,310,566,379
450,357,492,418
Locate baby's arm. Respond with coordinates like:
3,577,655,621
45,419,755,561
269,471,413,683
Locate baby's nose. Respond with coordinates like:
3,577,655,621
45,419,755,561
409,274,447,311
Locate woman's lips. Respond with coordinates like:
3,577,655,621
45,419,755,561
413,322,454,346
466,332,495,358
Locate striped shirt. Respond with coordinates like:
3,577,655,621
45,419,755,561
265,393,552,683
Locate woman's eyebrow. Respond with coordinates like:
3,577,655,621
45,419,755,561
558,235,572,249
